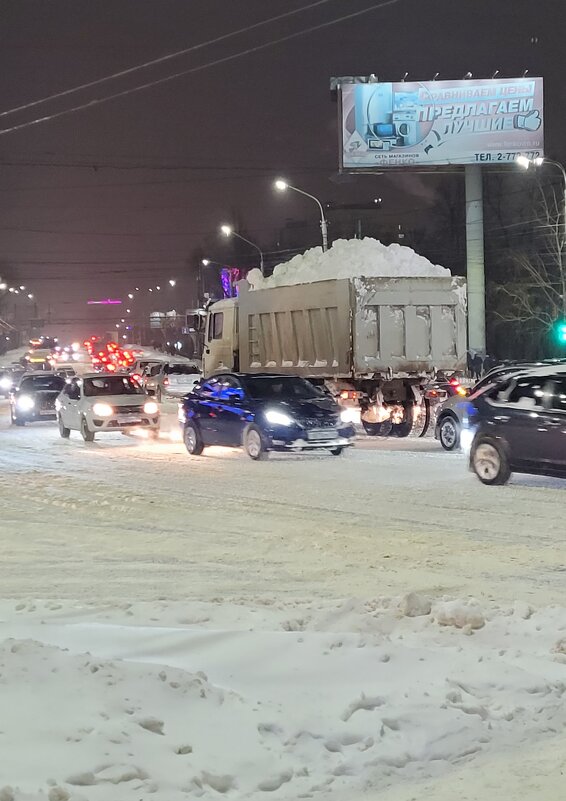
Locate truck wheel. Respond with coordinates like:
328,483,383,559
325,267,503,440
58,415,71,438
80,416,95,442
471,437,511,485
244,424,268,460
184,421,204,455
439,416,460,451
390,402,414,438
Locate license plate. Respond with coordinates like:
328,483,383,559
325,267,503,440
39,408,54,415
121,418,141,425
307,429,338,441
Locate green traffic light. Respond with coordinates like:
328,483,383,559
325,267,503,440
556,321,566,344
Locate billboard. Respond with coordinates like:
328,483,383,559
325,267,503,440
340,77,544,169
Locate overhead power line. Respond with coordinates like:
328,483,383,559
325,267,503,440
0,0,337,121
0,0,401,138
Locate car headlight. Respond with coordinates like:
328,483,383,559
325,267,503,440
0,377,11,390
340,408,359,424
16,395,35,411
92,402,114,417
144,401,159,415
265,409,294,426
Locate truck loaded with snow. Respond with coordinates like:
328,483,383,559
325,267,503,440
202,238,467,437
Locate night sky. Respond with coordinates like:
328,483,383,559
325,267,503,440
0,0,563,336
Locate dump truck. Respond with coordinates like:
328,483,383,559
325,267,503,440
202,275,467,436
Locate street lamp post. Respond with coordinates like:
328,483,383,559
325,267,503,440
274,179,328,252
516,155,566,314
220,225,264,275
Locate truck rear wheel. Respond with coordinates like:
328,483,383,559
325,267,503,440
390,402,414,438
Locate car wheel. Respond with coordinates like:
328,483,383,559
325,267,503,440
471,437,511,485
80,416,95,442
330,446,344,456
439,416,460,451
244,424,267,460
184,421,204,455
58,415,71,439
11,407,25,426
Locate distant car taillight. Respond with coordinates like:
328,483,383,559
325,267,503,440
163,377,170,386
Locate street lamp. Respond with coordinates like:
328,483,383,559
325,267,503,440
169,279,176,287
274,179,328,252
220,224,264,274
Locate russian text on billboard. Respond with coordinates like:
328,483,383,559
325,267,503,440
340,78,544,169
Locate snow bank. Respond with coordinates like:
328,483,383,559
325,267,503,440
1,596,566,800
247,237,450,290
434,599,486,630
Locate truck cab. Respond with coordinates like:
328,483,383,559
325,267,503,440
203,298,238,376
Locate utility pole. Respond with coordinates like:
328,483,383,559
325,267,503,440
465,164,486,355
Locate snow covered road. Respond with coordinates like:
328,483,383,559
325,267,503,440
0,400,564,605
1,400,566,800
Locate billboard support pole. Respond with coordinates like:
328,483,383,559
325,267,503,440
465,164,486,354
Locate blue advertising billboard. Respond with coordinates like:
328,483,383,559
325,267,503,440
340,77,544,169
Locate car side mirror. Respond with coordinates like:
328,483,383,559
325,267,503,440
226,391,243,405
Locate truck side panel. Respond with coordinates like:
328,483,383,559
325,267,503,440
352,277,467,375
237,279,352,376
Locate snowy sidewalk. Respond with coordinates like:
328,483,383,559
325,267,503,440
1,597,566,800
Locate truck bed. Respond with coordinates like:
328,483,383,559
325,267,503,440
237,276,466,378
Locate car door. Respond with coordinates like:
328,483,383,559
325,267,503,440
212,376,251,445
542,377,566,473
492,375,550,469
191,378,220,444
60,378,82,429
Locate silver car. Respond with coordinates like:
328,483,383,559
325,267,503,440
144,362,201,402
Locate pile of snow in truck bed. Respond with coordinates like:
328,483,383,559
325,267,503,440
247,237,450,289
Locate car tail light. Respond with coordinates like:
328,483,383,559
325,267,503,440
163,377,170,386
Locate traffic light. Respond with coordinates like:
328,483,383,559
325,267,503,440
555,320,566,345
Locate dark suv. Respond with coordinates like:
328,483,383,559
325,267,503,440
466,367,566,485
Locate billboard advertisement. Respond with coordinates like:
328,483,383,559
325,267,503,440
340,77,544,169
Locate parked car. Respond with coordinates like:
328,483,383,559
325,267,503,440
145,362,201,402
179,372,356,460
9,371,66,425
56,373,160,442
466,365,566,485
0,367,25,398
435,364,538,451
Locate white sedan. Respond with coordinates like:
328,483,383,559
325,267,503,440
56,373,160,442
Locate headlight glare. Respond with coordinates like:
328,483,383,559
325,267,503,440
17,395,35,411
144,401,159,415
92,402,113,417
265,409,294,426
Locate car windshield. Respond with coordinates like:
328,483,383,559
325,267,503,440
242,375,322,400
83,376,144,396
168,365,199,375
19,375,65,392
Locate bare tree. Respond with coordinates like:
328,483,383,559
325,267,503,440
491,179,565,357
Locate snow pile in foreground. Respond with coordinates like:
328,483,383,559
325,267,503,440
247,237,450,290
1,595,566,800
